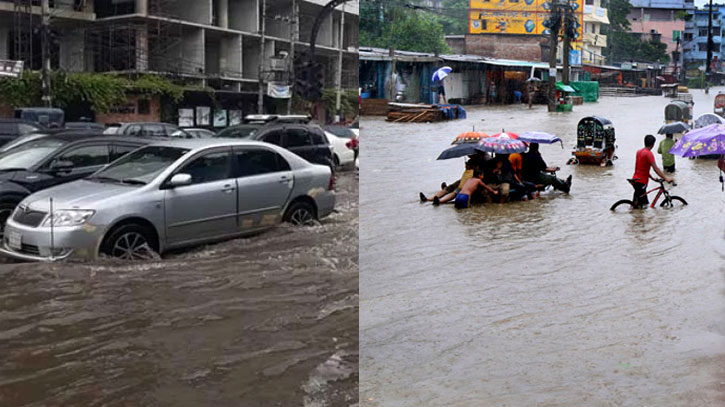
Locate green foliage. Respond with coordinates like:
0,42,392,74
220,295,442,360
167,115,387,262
321,88,359,119
361,2,451,54
0,72,192,112
435,0,470,35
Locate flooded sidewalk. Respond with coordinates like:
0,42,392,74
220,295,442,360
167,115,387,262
360,91,725,406
0,172,358,407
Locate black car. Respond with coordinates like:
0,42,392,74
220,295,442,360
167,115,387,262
0,133,152,234
251,123,334,169
0,119,45,146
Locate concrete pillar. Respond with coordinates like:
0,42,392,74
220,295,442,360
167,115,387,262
136,25,149,71
218,0,229,28
0,23,9,60
230,0,257,32
136,0,148,15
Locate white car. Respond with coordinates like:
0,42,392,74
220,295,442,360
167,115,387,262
324,131,355,169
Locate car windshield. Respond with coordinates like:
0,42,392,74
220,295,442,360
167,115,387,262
0,133,48,153
325,126,355,139
0,138,67,170
215,125,260,139
91,146,190,184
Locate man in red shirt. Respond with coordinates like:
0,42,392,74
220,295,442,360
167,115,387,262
632,135,674,207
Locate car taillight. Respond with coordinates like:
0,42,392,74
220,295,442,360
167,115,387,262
345,140,353,149
328,174,335,191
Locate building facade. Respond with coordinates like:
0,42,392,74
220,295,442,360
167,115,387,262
582,0,609,65
683,5,723,75
0,0,359,122
627,0,692,72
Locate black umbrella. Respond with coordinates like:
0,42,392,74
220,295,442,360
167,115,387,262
437,143,478,160
658,121,689,134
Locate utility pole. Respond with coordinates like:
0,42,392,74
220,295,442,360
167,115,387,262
287,0,298,114
335,3,345,122
706,0,714,87
41,0,52,107
547,1,560,112
258,0,267,114
563,32,571,84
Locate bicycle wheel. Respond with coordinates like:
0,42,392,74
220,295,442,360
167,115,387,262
610,199,635,211
660,195,688,207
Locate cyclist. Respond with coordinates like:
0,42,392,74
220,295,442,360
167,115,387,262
631,135,674,208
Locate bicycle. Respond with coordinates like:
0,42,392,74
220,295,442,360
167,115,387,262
610,178,687,211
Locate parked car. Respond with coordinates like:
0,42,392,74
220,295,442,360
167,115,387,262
0,133,152,237
0,119,45,146
1,139,335,261
325,125,359,163
104,122,193,138
15,108,65,128
215,115,311,140
183,128,216,138
323,131,355,169
245,123,334,169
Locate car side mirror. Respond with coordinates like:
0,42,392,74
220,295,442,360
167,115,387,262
166,173,192,188
49,160,74,173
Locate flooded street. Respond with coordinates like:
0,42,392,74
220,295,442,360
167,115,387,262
360,91,725,406
0,172,358,407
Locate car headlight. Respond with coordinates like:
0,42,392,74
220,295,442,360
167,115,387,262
42,210,96,227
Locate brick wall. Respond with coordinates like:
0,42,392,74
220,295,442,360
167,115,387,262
96,95,161,124
464,34,545,61
446,36,466,55
0,103,13,119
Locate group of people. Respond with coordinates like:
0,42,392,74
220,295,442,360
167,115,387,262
419,143,572,209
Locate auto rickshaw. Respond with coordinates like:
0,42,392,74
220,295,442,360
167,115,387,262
664,100,692,125
714,93,725,117
567,116,616,165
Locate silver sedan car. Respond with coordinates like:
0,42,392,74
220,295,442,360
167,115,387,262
1,139,335,261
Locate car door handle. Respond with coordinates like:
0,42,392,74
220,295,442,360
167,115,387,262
279,176,291,184
222,184,235,193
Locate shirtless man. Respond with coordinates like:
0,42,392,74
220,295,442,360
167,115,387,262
448,170,498,209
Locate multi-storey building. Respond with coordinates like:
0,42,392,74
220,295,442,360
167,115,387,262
683,5,723,75
582,0,609,65
0,0,359,122
627,0,692,73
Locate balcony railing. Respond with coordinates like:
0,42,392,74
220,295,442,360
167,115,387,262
583,32,607,46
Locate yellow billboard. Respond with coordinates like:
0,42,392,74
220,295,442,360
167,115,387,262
469,0,584,39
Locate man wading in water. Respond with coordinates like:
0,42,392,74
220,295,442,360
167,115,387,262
631,135,674,208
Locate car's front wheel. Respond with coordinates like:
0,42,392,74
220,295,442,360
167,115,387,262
0,201,18,239
100,223,158,260
283,200,317,226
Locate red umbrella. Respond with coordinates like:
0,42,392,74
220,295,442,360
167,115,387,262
490,132,519,139
452,131,489,145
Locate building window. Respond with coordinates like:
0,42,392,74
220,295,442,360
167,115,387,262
673,30,681,41
699,28,708,37
684,32,693,41
698,42,709,51
585,0,593,4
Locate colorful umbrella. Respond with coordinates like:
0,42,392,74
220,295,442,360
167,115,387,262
437,131,489,160
490,132,519,139
475,135,527,154
518,131,561,145
432,66,452,82
669,125,725,157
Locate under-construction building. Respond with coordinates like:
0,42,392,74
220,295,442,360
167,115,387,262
0,0,359,122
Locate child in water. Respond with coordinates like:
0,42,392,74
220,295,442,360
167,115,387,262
451,170,498,209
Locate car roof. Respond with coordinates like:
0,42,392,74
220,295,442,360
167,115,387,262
0,118,43,125
148,138,276,150
32,132,159,144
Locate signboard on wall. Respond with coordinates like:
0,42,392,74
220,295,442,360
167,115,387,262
178,108,194,127
229,110,243,125
214,110,228,127
196,106,210,126
469,0,583,43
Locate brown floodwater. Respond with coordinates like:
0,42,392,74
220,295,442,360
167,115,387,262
0,172,358,407
360,90,725,406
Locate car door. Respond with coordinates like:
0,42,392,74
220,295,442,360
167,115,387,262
232,146,294,230
163,148,238,246
39,144,112,188
0,123,18,146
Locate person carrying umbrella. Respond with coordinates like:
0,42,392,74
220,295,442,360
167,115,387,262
657,133,676,173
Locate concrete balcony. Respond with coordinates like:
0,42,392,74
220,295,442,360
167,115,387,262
583,5,609,24
583,32,607,47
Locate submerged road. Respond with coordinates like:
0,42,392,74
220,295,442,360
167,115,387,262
360,90,724,406
0,171,358,407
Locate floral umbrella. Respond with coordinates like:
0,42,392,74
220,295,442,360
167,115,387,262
437,131,489,160
475,134,527,154
669,125,725,157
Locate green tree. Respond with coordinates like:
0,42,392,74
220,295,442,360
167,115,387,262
361,1,451,54
435,0,469,35
604,0,669,64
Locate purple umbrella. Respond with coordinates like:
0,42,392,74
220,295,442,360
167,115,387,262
669,124,725,157
475,135,527,154
518,131,563,147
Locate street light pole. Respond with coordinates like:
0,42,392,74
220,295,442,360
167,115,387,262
41,0,52,107
547,1,560,112
334,3,345,123
706,0,714,87
258,0,267,114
